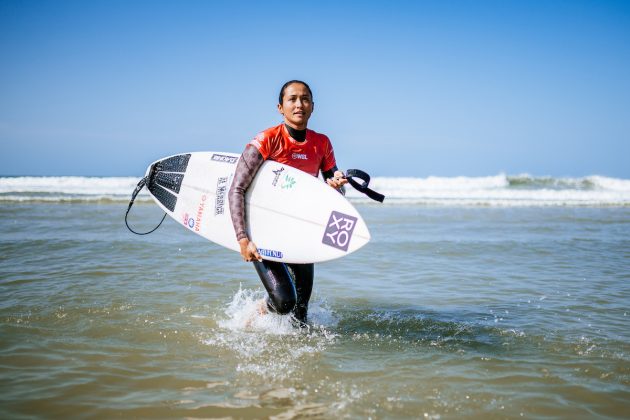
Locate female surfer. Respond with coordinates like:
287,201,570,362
228,80,347,326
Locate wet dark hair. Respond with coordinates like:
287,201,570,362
278,80,313,105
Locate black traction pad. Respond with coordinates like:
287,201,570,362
154,154,191,173
154,171,185,194
147,183,177,212
148,154,191,212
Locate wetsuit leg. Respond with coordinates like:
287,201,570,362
252,260,296,315
287,263,314,324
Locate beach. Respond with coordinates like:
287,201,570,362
1,175,629,418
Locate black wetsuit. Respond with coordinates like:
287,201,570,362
228,124,339,325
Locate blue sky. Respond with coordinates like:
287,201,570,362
1,0,629,177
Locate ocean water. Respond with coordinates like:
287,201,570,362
1,175,629,418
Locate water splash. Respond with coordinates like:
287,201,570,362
201,287,338,381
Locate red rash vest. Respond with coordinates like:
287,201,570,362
250,123,337,177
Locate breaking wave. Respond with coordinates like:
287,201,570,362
1,174,629,206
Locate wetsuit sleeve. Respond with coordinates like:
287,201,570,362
321,166,339,180
321,135,337,173
321,136,345,195
229,144,264,241
322,165,346,196
251,132,271,160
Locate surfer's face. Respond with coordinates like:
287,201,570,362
278,83,313,130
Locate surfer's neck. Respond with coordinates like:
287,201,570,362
285,124,306,142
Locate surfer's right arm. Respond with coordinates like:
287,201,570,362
229,145,264,262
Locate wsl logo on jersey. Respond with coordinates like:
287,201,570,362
322,211,357,252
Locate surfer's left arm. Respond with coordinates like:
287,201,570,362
323,166,348,193
321,136,346,193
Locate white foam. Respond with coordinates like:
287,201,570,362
201,287,338,380
0,176,151,203
588,175,630,191
217,287,298,334
0,176,142,195
215,286,338,334
345,175,630,206
1,174,629,206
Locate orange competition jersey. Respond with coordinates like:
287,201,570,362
250,123,337,177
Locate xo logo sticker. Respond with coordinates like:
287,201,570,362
322,211,357,252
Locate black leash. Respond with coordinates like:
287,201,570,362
124,176,167,235
344,169,385,203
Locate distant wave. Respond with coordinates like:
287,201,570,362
1,174,629,207
0,176,146,203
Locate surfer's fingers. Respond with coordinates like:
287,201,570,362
247,241,263,262
331,171,347,185
327,177,348,189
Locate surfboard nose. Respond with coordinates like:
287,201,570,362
346,214,370,254
357,216,371,244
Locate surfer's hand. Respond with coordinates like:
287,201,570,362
239,238,262,262
327,170,348,190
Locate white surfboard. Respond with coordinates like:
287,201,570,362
144,152,370,263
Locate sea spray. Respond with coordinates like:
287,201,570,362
202,286,338,381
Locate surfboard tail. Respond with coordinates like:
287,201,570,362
145,154,191,212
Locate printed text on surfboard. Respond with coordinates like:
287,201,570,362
322,211,357,252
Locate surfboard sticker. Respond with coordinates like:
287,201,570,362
271,167,285,187
257,248,284,259
214,177,229,216
211,153,238,164
322,211,358,252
